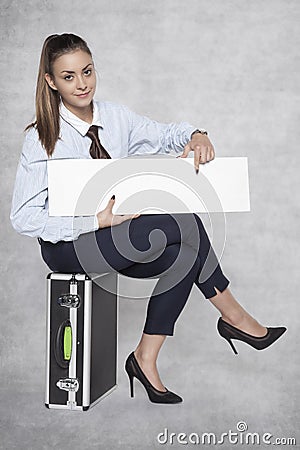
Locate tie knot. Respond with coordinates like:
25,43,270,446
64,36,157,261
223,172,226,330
86,125,99,141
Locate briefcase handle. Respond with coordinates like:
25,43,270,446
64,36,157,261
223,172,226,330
54,320,72,369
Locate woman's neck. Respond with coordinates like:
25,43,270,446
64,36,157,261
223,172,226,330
62,101,93,124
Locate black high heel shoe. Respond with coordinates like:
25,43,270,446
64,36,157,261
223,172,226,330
217,317,287,355
125,352,183,404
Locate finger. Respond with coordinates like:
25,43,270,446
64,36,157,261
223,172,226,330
122,213,140,221
126,213,141,219
210,146,215,160
180,143,191,158
106,195,116,209
193,147,201,172
206,146,214,162
200,147,209,164
200,146,212,164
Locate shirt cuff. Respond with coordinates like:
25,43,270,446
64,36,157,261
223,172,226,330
183,125,199,144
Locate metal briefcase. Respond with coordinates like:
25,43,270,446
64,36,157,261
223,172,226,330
45,272,118,411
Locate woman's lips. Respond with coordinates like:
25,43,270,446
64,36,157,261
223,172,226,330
76,91,91,98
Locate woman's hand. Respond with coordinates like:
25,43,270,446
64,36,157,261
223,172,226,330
96,196,140,229
177,134,215,173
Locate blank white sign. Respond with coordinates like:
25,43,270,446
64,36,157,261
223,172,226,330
47,156,250,216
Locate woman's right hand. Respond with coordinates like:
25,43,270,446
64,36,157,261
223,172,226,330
96,196,141,229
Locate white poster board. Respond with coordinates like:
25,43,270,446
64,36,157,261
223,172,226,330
47,156,250,216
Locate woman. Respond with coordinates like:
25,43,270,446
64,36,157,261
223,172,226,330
10,33,286,404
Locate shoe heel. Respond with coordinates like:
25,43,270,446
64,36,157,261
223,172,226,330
226,338,238,355
127,372,134,398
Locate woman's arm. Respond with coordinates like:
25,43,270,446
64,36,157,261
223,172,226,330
124,106,197,156
122,105,215,171
10,133,98,243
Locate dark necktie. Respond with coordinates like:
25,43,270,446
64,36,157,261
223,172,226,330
86,125,111,159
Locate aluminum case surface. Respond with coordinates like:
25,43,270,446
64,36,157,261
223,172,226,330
45,272,118,411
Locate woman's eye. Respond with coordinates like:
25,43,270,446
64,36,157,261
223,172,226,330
64,75,73,81
84,69,92,76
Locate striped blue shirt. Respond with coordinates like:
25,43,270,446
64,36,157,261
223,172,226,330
10,100,197,243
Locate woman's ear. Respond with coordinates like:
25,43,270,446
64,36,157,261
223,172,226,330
45,73,58,91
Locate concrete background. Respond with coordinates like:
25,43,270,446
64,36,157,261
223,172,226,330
1,0,299,449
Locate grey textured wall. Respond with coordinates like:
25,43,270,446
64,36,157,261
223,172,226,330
1,1,299,449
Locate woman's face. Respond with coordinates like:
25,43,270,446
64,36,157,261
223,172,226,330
45,49,96,116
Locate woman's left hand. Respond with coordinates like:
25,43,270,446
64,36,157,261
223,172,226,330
177,134,215,173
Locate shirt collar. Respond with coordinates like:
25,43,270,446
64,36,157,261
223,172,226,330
60,100,103,136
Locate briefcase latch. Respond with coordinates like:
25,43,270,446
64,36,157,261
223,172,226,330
56,378,79,392
57,293,80,308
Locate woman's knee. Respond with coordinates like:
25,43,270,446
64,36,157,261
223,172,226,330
172,243,200,273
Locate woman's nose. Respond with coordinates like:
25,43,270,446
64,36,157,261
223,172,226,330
77,76,87,90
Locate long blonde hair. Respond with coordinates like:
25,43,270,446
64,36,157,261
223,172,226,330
26,33,92,157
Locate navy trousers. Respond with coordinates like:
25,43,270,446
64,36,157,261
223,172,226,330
40,213,230,335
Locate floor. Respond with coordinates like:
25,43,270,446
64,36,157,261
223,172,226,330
1,277,298,450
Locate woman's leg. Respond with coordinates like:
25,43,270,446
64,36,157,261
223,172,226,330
133,334,167,392
118,213,265,336
187,214,267,336
114,213,268,387
122,244,201,392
